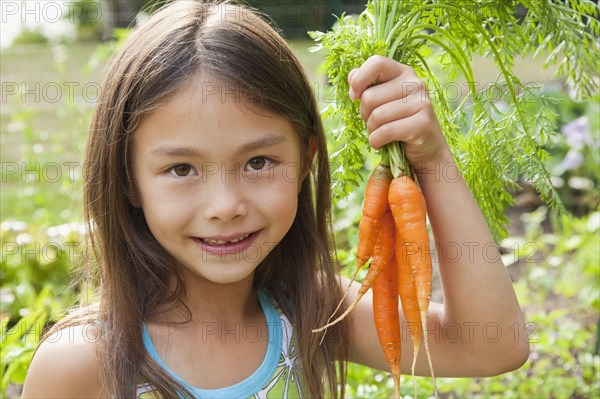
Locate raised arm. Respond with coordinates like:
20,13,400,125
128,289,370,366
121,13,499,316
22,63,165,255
345,55,529,377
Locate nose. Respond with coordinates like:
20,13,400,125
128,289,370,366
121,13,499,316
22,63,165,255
201,179,248,223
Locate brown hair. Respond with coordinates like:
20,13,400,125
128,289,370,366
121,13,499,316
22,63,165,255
71,1,348,398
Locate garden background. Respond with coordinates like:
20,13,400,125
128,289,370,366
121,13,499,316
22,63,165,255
1,0,599,397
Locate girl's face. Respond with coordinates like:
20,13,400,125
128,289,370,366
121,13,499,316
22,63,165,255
131,78,304,287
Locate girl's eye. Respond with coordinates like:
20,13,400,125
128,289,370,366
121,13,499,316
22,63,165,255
246,157,274,171
168,164,195,177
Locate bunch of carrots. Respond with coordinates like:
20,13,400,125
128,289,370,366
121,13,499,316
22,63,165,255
311,1,442,397
313,143,436,399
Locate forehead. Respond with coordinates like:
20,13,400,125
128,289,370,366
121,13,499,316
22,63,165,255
151,74,286,124
132,76,302,156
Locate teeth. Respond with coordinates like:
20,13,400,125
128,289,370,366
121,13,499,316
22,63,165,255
202,233,251,245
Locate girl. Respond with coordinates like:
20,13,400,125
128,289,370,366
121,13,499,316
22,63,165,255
22,1,529,398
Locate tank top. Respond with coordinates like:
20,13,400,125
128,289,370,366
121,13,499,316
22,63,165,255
136,290,306,398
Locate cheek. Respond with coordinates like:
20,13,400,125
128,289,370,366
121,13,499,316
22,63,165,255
271,190,298,221
135,177,188,239
140,199,178,242
259,175,299,227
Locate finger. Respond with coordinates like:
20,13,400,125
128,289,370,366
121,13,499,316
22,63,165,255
348,68,358,83
365,97,423,135
348,69,359,99
349,55,414,100
359,77,426,122
368,111,429,150
359,81,398,121
359,80,428,124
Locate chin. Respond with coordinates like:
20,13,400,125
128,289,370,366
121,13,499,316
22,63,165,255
191,262,259,286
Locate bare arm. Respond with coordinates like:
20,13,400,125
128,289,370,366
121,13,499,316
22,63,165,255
345,55,529,377
415,149,529,376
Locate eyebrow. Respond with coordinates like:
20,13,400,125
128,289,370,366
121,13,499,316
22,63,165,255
239,135,289,153
150,135,289,157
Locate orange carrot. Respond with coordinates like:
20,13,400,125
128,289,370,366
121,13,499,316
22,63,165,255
313,210,395,332
372,247,401,399
397,229,422,398
389,175,437,397
356,163,393,270
319,164,393,332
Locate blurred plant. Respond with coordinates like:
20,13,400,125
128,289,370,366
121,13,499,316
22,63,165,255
548,94,600,215
0,39,123,228
65,0,102,27
11,29,49,46
0,223,88,396
1,290,51,393
0,38,112,397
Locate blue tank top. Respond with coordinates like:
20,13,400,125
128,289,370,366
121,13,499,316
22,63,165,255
136,290,306,398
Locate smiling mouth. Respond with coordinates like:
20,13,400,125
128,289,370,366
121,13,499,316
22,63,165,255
192,231,260,255
199,233,252,245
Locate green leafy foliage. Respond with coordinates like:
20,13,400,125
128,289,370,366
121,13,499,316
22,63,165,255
0,225,86,395
0,40,110,398
310,15,388,197
310,0,600,242
545,92,600,214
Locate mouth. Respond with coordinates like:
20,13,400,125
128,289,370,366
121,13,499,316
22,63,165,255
192,230,261,255
199,232,252,245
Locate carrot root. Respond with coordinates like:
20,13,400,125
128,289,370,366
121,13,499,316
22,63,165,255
313,210,395,333
356,163,393,266
421,312,437,399
314,164,393,336
312,288,366,333
371,214,401,399
389,175,437,399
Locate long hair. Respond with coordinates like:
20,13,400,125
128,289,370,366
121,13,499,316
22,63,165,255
58,1,350,398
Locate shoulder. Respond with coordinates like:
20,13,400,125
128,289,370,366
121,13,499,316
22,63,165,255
22,322,108,399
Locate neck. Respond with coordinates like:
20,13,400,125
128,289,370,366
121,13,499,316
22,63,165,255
152,271,260,325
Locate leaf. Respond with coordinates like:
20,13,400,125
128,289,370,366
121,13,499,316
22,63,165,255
313,0,599,242
1,308,43,346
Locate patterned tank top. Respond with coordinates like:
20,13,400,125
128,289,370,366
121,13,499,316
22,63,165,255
136,290,306,398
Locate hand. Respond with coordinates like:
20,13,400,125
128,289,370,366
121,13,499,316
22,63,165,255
348,55,450,170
